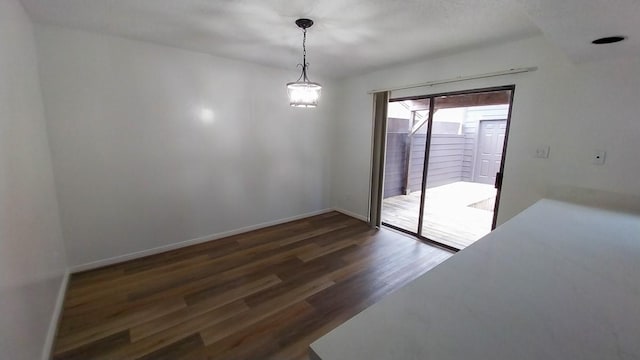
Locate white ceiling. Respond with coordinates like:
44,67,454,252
19,0,638,78
19,0,540,78
517,0,640,63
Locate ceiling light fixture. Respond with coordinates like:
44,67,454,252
287,18,322,108
592,36,627,44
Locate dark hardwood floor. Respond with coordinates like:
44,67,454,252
52,211,452,359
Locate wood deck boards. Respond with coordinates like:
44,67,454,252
52,211,451,359
382,181,496,249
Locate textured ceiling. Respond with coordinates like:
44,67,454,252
19,0,638,78
516,0,640,63
19,0,540,78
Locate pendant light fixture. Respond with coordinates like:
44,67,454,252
287,18,322,108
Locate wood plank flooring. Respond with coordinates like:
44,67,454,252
52,212,452,359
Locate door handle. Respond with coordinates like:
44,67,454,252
495,172,503,189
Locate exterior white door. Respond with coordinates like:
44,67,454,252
474,120,507,185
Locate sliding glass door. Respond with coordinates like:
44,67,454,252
380,86,514,251
381,98,431,234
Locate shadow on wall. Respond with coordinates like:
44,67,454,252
545,185,640,214
0,276,62,359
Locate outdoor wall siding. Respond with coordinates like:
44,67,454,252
384,133,466,197
383,132,409,198
425,135,465,188
462,119,478,181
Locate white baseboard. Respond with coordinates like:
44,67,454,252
42,270,70,360
70,208,334,273
333,207,369,222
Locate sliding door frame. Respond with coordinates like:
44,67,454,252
416,97,435,238
380,85,516,252
491,88,516,229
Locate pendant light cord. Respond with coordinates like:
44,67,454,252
297,28,310,82
303,28,307,80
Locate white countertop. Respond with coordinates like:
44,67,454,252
311,199,640,360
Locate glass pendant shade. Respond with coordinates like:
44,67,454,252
287,81,322,107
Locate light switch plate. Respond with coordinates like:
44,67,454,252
592,150,606,165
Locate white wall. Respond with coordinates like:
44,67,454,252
35,25,336,267
331,35,640,225
0,1,67,359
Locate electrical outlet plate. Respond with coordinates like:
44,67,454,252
592,150,606,165
535,146,550,159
